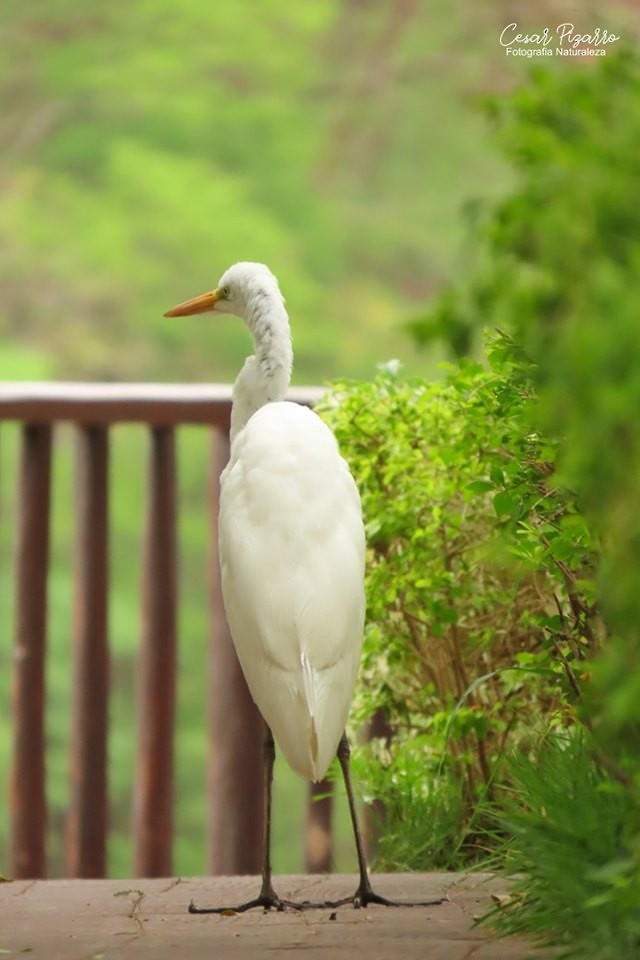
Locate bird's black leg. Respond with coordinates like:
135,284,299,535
189,727,302,914
188,730,446,915
258,725,280,904
322,733,447,910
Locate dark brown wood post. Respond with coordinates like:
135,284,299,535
133,425,177,877
304,779,333,873
66,424,110,878
9,423,52,879
364,707,393,861
208,428,264,874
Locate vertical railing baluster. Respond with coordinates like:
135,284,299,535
10,422,52,879
363,707,393,860
133,425,177,877
304,780,333,873
66,424,110,878
207,428,264,875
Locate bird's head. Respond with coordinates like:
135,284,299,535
163,262,284,323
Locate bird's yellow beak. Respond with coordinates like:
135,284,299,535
163,288,221,318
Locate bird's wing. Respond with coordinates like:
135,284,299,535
219,401,365,780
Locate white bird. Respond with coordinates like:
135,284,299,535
164,262,439,913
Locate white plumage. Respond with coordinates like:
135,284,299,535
220,400,365,780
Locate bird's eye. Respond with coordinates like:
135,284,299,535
222,285,231,298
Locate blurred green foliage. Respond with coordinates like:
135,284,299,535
0,0,512,384
409,50,640,957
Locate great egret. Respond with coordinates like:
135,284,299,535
164,262,440,913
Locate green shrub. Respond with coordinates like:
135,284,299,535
318,352,599,868
486,731,640,960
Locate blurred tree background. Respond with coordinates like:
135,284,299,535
0,0,637,902
0,0,512,383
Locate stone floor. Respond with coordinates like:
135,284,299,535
0,872,548,959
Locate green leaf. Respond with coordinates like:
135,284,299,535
493,491,516,517
466,480,494,494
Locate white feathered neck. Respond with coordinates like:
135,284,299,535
220,263,293,443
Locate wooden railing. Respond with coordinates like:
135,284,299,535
1,382,331,880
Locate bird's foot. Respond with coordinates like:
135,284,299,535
322,879,447,910
188,884,308,915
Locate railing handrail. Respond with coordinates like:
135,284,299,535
0,382,326,425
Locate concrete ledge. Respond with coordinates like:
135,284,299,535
0,873,548,959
